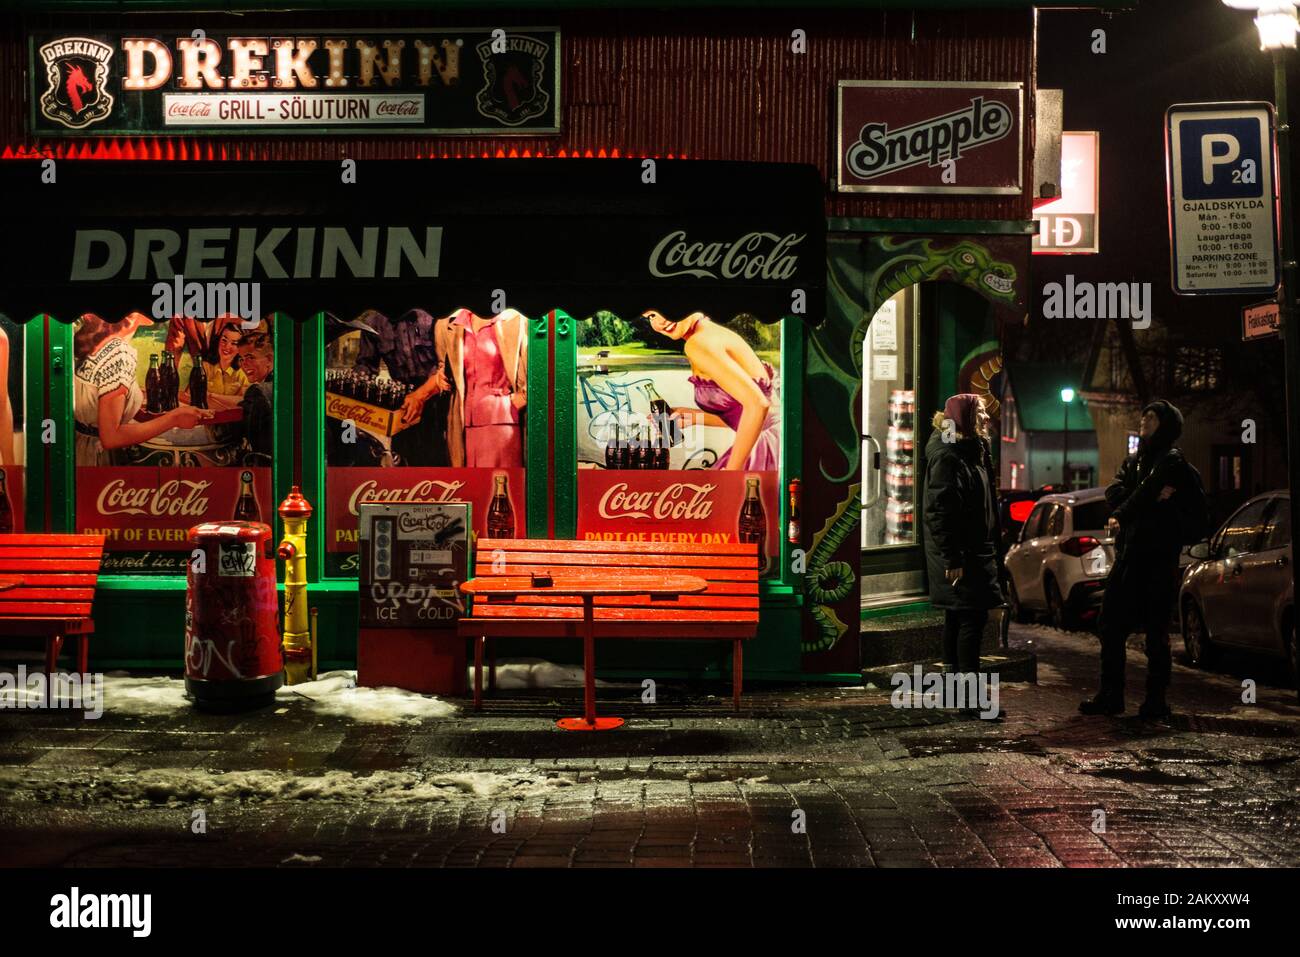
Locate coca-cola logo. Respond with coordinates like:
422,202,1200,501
167,99,211,118
648,231,803,281
349,479,465,516
397,512,453,534
597,482,716,521
376,99,421,116
96,478,212,517
326,394,387,427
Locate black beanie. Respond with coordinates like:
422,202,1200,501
1141,398,1183,449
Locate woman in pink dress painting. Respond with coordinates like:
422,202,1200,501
643,310,780,471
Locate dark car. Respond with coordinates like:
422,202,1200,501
1179,490,1296,696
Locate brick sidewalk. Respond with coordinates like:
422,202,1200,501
1,625,1298,867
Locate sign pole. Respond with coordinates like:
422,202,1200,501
1273,48,1300,610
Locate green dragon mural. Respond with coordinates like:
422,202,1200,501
801,234,1024,655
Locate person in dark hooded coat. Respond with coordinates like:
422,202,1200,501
922,395,1003,709
1080,398,1205,719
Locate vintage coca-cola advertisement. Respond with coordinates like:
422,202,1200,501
326,466,524,575
577,311,781,472
577,470,778,575
76,466,272,573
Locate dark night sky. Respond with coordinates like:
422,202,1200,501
1022,0,1298,365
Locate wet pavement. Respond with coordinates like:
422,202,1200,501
1,623,1298,868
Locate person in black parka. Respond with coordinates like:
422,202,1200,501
922,394,1003,705
1080,398,1205,720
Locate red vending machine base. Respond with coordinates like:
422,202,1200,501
357,627,467,697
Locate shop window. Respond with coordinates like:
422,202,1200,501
323,309,528,576
1066,464,1094,491
861,290,917,550
73,314,275,574
1008,461,1024,490
573,310,781,576
1211,445,1249,494
1002,396,1019,442
0,316,24,533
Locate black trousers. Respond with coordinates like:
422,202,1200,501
1097,552,1180,702
943,609,987,677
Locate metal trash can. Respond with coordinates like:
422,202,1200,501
184,521,283,711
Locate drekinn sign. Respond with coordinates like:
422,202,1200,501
28,27,560,135
836,81,1024,195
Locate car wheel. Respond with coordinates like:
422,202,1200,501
1182,599,1216,668
1008,579,1031,624
1045,577,1074,631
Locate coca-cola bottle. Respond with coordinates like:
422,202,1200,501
643,382,680,447
652,433,670,470
605,423,621,470
0,469,13,534
617,419,632,470
636,427,654,470
233,469,260,522
787,477,802,545
145,354,163,413
487,473,515,538
188,354,208,409
738,476,767,574
163,352,179,410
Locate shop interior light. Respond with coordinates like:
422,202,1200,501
1222,0,1300,50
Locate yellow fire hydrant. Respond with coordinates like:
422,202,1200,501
277,485,316,685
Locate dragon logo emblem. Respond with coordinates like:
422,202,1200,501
38,37,115,130
475,34,550,126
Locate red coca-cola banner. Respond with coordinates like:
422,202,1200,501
76,466,273,550
326,467,526,554
577,470,779,574
0,466,23,533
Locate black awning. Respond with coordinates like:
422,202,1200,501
0,158,825,326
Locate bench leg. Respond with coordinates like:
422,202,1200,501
473,636,484,710
487,641,496,695
732,640,743,712
77,635,90,677
44,635,63,675
583,595,596,725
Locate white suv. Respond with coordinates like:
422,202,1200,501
1004,488,1116,631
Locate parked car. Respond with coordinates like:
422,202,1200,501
1004,487,1115,631
997,484,1066,557
1179,490,1296,692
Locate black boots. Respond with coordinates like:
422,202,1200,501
1078,694,1125,716
1138,699,1172,720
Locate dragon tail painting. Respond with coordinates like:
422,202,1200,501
802,484,860,653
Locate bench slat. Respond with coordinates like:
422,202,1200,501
475,563,758,582
479,538,758,556
0,559,103,572
0,534,106,547
0,573,98,587
466,605,758,623
460,619,755,640
0,618,95,636
477,594,758,610
473,551,758,570
0,601,93,618
0,587,97,601
0,546,104,559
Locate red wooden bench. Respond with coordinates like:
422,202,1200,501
458,539,760,711
0,534,107,675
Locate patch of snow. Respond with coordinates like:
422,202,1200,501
0,765,577,806
281,853,322,864
103,675,190,715
277,670,455,725
474,658,613,689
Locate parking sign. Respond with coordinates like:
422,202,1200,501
1166,102,1279,295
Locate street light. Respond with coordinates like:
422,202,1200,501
1061,387,1075,490
1223,0,1300,624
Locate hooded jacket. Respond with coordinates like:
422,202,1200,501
921,427,1003,611
1105,399,1201,560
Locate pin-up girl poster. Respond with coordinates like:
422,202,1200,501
641,310,780,471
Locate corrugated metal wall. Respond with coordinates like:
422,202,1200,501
0,8,1035,222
